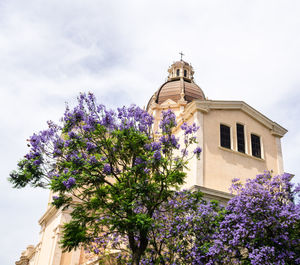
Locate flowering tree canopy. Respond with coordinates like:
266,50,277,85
141,191,224,265
88,172,300,264
210,172,300,265
9,93,201,265
88,190,224,264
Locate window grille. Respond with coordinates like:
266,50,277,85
236,123,245,153
220,124,231,149
251,134,261,158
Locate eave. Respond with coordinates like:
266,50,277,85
183,100,288,138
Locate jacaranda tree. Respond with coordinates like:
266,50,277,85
140,191,224,265
9,92,202,265
210,172,300,265
88,190,224,264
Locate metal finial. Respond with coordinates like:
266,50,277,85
179,51,184,61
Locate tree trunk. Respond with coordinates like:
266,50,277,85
131,251,141,265
129,230,149,265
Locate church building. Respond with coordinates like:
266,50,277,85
16,59,287,265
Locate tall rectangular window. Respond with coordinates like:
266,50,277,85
220,124,231,149
251,134,261,158
236,123,245,153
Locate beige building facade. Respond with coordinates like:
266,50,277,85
16,60,287,265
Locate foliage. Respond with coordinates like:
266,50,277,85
141,191,224,265
89,190,224,265
88,172,300,265
210,172,300,265
10,92,300,264
9,92,201,265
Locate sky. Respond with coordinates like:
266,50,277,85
0,0,300,263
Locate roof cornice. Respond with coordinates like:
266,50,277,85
183,100,287,137
38,205,58,225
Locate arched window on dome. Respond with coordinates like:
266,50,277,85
176,69,180,76
184,69,187,77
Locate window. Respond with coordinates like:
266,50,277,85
176,69,180,76
184,69,187,77
220,124,231,149
236,123,245,153
251,134,261,158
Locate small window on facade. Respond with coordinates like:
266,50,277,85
236,123,245,153
184,69,187,77
220,124,231,149
176,69,180,76
251,134,261,158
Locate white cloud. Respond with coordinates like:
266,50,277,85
1,0,300,263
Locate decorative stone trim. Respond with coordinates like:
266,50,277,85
184,100,287,137
190,185,234,205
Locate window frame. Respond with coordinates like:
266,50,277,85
220,124,232,149
236,123,245,153
250,133,262,158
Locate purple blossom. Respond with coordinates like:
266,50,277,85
134,157,144,165
89,156,98,164
193,146,202,154
33,159,42,165
180,122,199,135
103,163,111,174
193,146,202,155
86,141,96,152
153,150,161,160
181,149,188,156
150,141,161,151
170,135,179,148
68,131,77,139
159,109,177,133
211,172,300,264
62,177,76,189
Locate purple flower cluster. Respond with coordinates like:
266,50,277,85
62,177,76,189
180,122,199,135
159,134,180,149
193,146,202,158
210,172,300,264
140,190,222,264
103,163,111,174
159,109,177,134
117,105,154,133
153,150,161,160
150,141,161,151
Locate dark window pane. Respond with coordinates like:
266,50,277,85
176,69,180,76
220,125,231,149
236,123,245,153
184,70,187,77
251,134,261,158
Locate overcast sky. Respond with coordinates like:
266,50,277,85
1,0,300,263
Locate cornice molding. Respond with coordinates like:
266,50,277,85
38,205,58,225
183,100,287,137
190,185,234,202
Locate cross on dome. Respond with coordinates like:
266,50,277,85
179,51,184,61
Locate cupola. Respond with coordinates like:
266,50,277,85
147,59,205,111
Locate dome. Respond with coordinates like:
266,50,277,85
156,79,205,104
147,60,205,110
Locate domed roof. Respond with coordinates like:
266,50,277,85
156,79,205,104
147,60,205,110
